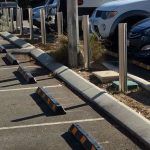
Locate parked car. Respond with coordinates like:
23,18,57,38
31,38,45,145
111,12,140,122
32,0,56,20
78,0,115,20
90,0,150,43
32,0,113,31
30,0,46,8
129,18,150,50
17,0,46,19
32,0,57,31
17,0,45,8
129,18,150,60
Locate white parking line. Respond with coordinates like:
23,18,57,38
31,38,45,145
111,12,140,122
0,84,62,92
0,118,104,131
0,65,40,70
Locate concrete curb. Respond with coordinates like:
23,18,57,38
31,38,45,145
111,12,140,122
32,49,150,149
6,49,32,54
105,50,150,71
1,32,150,149
102,62,150,92
132,60,150,71
0,32,35,49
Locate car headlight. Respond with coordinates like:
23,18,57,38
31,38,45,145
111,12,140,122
106,11,118,19
96,11,117,20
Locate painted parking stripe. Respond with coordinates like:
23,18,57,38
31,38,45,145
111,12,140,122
0,84,62,92
0,65,40,70
0,118,104,131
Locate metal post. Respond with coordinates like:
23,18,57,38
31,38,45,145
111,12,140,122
57,12,63,36
10,8,14,32
67,0,79,67
28,8,33,40
40,8,46,44
119,23,127,92
20,7,23,35
82,15,91,69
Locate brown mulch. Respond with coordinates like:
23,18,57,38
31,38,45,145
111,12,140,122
76,68,150,120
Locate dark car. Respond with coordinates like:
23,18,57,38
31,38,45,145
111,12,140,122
17,0,46,19
129,18,150,51
129,18,150,61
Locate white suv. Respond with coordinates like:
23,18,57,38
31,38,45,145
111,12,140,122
90,0,150,39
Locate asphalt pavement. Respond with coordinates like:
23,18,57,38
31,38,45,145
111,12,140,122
0,37,141,150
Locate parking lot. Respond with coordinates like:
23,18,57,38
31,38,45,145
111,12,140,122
0,37,143,149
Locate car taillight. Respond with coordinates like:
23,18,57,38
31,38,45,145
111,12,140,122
78,0,83,5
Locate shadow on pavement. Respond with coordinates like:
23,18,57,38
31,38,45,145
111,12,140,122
11,113,44,122
65,103,87,111
0,77,17,83
30,67,50,77
0,83,20,88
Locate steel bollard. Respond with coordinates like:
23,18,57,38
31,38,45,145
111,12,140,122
82,15,91,69
119,23,128,92
28,8,33,40
40,8,46,44
57,12,63,36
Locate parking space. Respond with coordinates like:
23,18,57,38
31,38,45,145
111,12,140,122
14,54,40,67
0,121,139,150
0,88,101,126
0,66,61,90
0,38,141,149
